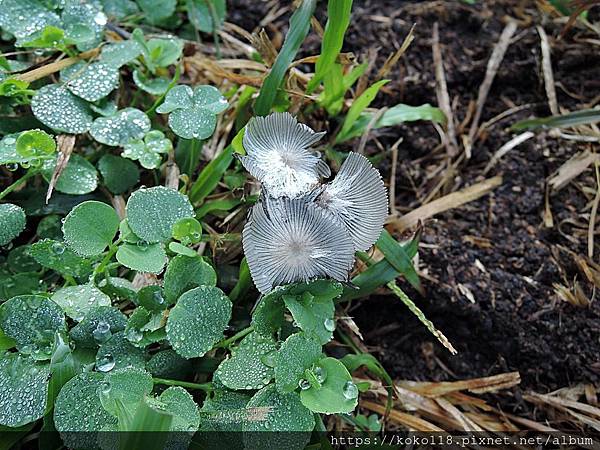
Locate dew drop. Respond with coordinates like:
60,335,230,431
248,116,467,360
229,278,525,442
298,379,311,390
342,381,358,399
136,240,148,250
51,242,66,255
126,328,143,343
314,365,327,383
92,320,112,344
96,354,115,372
324,318,336,332
6,163,18,171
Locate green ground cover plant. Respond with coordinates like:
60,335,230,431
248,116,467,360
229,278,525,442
0,0,446,448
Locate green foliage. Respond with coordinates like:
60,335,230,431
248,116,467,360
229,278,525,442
254,0,317,115
512,108,600,131
122,130,172,169
0,203,26,246
156,85,228,139
163,254,217,303
274,332,322,393
61,61,119,102
51,284,111,321
31,84,93,134
90,108,151,146
187,0,227,33
15,129,56,158
115,242,167,274
41,154,99,195
166,286,232,358
97,154,140,194
30,239,93,278
62,201,119,256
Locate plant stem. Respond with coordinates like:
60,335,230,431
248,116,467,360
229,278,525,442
0,170,36,201
215,325,254,348
93,238,123,277
152,378,212,392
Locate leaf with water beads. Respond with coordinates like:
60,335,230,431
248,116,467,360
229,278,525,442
62,201,119,257
215,332,277,391
274,332,322,393
116,242,167,274
69,306,128,348
243,385,315,450
31,84,93,134
284,291,336,345
97,154,140,195
0,133,28,165
0,0,60,43
51,284,112,322
90,108,151,147
54,372,118,450
146,348,193,380
61,1,107,51
133,69,170,95
7,245,40,272
100,39,143,68
15,129,55,159
163,255,217,304
124,305,166,348
199,389,251,450
61,61,119,102
126,186,195,243
0,295,66,360
156,85,228,139
166,285,232,359
99,367,153,418
122,129,172,169
95,331,146,373
19,25,73,49
0,353,50,427
0,203,26,246
29,239,94,278
41,154,99,195
159,386,201,436
299,357,358,414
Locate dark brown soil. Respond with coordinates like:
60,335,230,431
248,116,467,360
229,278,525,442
229,0,600,397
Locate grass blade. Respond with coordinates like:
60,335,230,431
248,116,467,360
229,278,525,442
306,0,353,93
335,79,389,143
375,229,423,294
511,108,600,131
337,103,446,143
189,146,234,205
254,0,317,115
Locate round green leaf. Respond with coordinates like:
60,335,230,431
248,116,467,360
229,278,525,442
97,154,140,194
61,61,119,102
51,284,111,322
283,292,335,345
30,239,93,278
199,389,251,449
243,385,314,450
299,357,358,414
0,353,50,427
274,332,322,393
166,286,232,359
215,332,277,390
172,217,202,244
126,186,194,243
0,203,26,246
54,372,117,450
15,129,56,158
100,39,142,67
159,386,200,433
116,242,167,273
90,108,151,146
95,331,146,373
0,0,60,41
69,306,128,348
146,37,182,66
42,154,99,195
99,367,153,417
31,84,93,134
133,69,170,95
163,255,217,304
0,295,66,359
62,201,119,257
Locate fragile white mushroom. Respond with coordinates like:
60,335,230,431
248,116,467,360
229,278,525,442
313,152,388,252
242,197,355,294
238,112,329,198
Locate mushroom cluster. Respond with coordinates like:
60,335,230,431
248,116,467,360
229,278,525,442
240,112,388,294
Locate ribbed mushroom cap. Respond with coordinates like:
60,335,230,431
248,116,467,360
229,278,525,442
238,112,329,198
242,196,355,294
315,152,388,252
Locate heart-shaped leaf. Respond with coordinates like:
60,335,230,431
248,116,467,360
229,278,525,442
274,332,322,393
90,108,151,146
126,186,194,243
0,203,26,246
157,85,227,139
215,332,277,390
166,286,232,359
62,201,119,257
31,84,93,134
